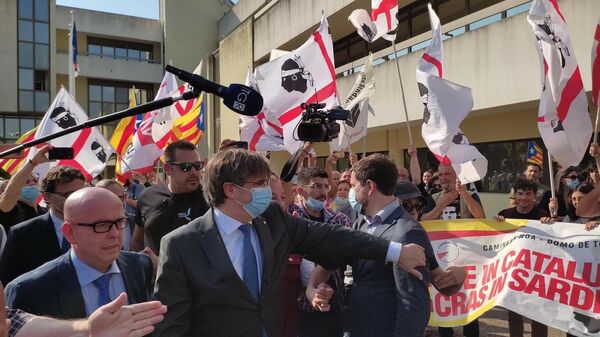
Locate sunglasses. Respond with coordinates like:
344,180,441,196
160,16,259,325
565,175,579,180
401,201,423,213
169,161,204,172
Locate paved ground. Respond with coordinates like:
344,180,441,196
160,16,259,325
428,307,566,337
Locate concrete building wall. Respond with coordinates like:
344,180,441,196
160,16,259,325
161,0,228,72
55,6,162,43
0,0,19,113
252,0,355,61
218,18,254,142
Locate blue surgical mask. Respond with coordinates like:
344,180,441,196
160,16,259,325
306,197,325,211
348,187,363,213
236,185,272,218
566,178,580,191
20,186,41,203
334,197,350,207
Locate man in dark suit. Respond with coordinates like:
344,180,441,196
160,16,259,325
5,187,153,319
306,154,464,337
0,166,86,285
153,149,427,337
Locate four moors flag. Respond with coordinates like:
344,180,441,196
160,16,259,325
348,0,398,43
527,0,592,168
416,4,487,184
240,69,285,151
254,15,338,154
29,87,113,181
331,53,375,152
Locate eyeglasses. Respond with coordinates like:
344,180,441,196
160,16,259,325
48,190,78,199
304,183,331,191
169,161,204,172
243,179,270,188
76,218,128,233
566,175,579,180
401,201,423,213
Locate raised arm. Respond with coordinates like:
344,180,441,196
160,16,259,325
408,145,421,185
0,146,50,212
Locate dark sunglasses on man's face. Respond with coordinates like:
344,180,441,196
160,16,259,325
169,161,204,172
401,201,423,213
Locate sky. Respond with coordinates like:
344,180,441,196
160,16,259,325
56,0,160,19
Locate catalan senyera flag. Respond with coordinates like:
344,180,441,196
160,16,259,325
526,141,544,167
0,127,37,175
110,88,139,182
170,92,205,145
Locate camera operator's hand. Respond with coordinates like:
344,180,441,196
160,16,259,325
31,145,52,165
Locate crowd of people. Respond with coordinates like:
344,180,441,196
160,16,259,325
0,138,598,337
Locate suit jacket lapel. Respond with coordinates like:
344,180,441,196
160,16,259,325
117,255,146,304
195,209,256,303
253,216,273,304
373,206,404,238
55,254,87,318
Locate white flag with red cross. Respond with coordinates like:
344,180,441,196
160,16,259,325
527,0,592,168
416,4,487,184
254,15,338,154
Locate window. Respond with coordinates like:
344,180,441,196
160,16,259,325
0,116,43,143
18,0,49,114
333,0,507,67
87,37,154,63
403,137,599,194
88,81,153,121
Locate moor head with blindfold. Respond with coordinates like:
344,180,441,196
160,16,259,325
50,106,78,129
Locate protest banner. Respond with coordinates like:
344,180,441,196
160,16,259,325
423,219,600,336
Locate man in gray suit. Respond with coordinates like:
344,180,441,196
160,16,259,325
153,149,427,337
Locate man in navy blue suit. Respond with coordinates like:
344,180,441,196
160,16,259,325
306,154,463,337
5,187,153,319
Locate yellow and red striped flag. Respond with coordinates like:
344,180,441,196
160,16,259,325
170,92,205,145
0,127,37,176
110,88,138,182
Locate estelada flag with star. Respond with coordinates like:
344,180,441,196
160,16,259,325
526,141,544,167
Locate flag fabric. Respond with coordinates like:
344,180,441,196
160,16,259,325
526,141,544,167
0,127,37,176
28,87,113,181
170,92,206,145
240,69,286,151
527,0,592,168
416,4,487,184
110,88,139,183
119,73,177,175
348,0,398,43
152,61,203,149
254,15,338,154
70,20,79,77
331,53,375,152
592,18,600,106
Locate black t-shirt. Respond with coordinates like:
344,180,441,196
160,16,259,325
136,183,209,254
497,206,549,220
421,192,482,220
0,201,45,231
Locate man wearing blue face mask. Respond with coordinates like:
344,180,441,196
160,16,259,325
287,167,351,337
153,148,427,337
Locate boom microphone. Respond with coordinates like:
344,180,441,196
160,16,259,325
165,64,263,116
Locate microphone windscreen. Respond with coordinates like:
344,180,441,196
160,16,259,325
223,84,263,116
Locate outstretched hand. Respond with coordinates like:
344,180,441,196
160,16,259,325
397,243,426,280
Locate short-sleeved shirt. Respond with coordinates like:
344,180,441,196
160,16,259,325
422,190,482,220
498,206,549,220
136,184,209,254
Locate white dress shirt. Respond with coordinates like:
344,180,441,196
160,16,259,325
213,208,263,289
49,209,66,250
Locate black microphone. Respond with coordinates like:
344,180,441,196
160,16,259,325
165,64,263,116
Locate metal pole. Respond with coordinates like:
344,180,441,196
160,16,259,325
392,41,413,145
68,11,75,97
547,151,557,217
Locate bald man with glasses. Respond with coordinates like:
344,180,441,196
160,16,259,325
4,187,153,320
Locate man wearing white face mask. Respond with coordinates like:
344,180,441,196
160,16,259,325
288,167,351,337
153,148,427,337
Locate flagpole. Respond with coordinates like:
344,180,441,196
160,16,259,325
547,151,557,217
594,105,600,144
392,41,413,145
68,11,75,98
